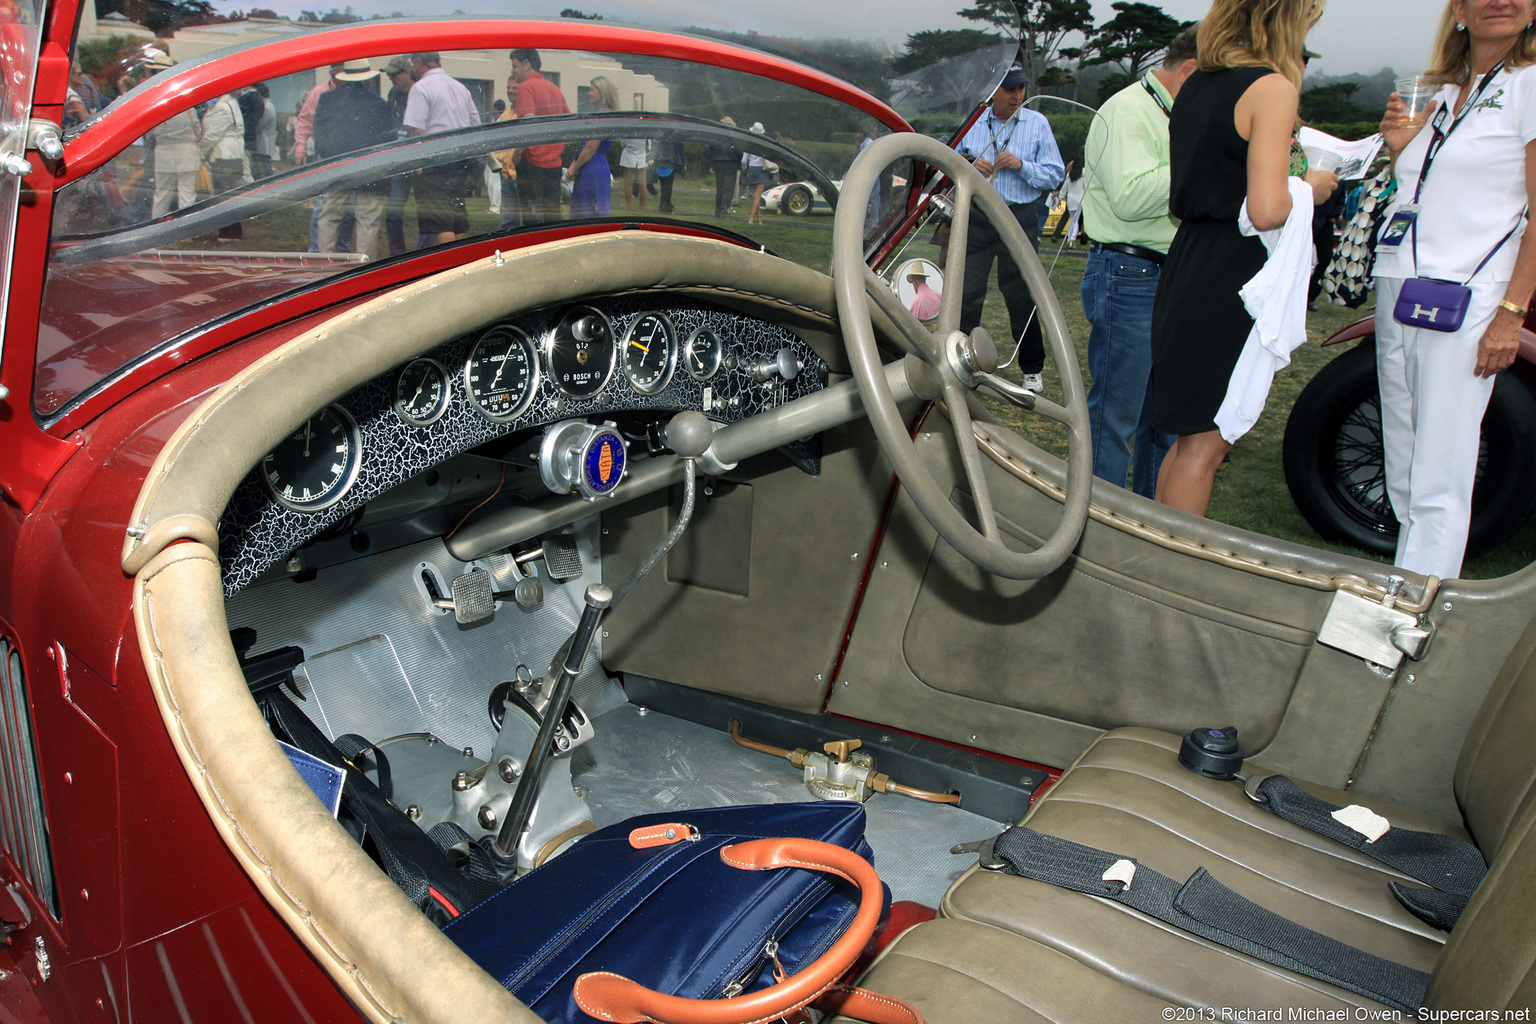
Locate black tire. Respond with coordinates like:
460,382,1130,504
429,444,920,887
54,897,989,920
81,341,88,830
1282,339,1536,559
783,184,814,216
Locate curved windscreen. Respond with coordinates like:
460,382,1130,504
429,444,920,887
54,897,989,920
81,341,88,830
40,3,1020,421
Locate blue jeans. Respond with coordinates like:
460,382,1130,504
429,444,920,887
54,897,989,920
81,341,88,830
500,175,521,231
1081,247,1173,498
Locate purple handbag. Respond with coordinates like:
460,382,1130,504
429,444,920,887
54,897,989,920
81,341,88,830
1393,277,1471,332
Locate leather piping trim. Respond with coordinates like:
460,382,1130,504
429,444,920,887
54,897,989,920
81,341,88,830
132,543,535,1024
957,413,1442,615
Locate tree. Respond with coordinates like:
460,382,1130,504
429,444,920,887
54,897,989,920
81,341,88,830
1081,2,1189,81
95,0,217,33
1299,82,1374,123
892,29,1001,75
960,0,1095,86
561,8,603,18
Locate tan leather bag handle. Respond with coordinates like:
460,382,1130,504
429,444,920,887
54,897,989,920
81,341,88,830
572,836,905,1024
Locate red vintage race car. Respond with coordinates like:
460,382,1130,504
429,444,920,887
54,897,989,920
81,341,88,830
1,2,1535,1023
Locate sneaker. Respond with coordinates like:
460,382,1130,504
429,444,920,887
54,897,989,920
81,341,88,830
1022,373,1044,393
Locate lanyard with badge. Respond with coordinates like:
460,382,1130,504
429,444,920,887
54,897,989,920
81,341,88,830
1379,62,1503,249
1386,62,1526,332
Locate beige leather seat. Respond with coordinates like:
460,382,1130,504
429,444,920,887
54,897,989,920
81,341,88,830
850,621,1536,1019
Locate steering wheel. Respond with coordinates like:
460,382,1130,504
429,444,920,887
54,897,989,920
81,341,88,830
831,132,1093,581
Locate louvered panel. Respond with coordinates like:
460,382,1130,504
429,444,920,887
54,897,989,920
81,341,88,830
0,639,56,915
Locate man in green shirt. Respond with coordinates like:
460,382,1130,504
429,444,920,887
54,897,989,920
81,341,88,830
1080,25,1198,498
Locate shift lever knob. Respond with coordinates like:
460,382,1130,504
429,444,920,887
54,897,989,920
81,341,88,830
666,411,713,459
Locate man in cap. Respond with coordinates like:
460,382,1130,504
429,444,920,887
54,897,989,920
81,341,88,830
404,52,482,243
1078,25,1198,498
314,58,396,259
907,265,942,320
509,48,570,224
955,65,1064,394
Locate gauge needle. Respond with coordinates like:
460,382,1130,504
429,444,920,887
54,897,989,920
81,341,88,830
490,342,514,390
303,419,312,457
630,339,650,353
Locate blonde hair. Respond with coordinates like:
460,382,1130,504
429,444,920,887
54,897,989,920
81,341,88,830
1198,0,1327,87
1425,3,1536,84
589,75,619,112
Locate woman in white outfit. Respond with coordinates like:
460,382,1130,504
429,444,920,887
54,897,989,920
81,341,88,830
1375,0,1536,579
619,136,649,211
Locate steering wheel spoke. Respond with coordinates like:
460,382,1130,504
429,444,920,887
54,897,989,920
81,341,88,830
942,379,1000,541
832,132,1092,580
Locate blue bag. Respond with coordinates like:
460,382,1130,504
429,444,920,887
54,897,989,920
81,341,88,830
442,802,886,1024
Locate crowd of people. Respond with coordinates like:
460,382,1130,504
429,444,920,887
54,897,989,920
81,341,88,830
946,0,1528,581
78,45,789,249
70,0,1530,581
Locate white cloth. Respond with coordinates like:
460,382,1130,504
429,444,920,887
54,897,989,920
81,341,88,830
1374,63,1536,284
402,67,480,135
1376,276,1499,580
199,94,245,162
619,138,650,169
1214,177,1317,443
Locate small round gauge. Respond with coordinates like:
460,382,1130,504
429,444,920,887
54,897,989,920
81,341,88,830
394,357,451,426
261,404,363,513
683,327,725,382
547,306,616,399
466,325,539,421
622,313,677,395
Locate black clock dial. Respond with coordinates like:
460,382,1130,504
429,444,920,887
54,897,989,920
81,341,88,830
547,306,616,399
466,325,538,421
622,313,676,395
394,358,450,426
261,404,363,512
683,327,725,382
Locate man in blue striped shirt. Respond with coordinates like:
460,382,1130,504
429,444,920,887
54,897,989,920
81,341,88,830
957,67,1065,393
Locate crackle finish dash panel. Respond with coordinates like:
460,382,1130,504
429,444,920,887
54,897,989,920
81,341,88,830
219,296,829,595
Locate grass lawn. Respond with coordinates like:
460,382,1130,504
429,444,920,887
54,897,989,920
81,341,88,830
229,175,1535,580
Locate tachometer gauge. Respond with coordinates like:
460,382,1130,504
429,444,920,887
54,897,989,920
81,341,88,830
466,325,539,422
261,404,363,512
394,357,451,426
683,327,724,382
622,313,676,395
547,306,615,399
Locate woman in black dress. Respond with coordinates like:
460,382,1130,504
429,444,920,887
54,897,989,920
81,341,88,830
1150,0,1336,515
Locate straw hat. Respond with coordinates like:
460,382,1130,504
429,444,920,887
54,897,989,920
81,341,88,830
335,58,379,82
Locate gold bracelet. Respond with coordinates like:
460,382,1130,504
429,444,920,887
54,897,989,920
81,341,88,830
1498,299,1529,318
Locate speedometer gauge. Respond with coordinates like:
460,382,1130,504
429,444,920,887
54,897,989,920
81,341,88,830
262,404,363,512
466,325,539,422
548,306,616,399
622,313,676,395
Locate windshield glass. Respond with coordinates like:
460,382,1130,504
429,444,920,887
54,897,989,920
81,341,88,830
41,2,1020,422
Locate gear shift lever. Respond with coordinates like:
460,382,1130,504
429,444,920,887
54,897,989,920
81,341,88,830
494,582,611,863
608,412,712,607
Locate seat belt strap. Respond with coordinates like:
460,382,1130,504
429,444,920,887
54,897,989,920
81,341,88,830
1253,776,1485,930
988,826,1428,1013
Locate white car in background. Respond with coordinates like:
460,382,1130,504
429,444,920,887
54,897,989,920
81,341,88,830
762,176,905,215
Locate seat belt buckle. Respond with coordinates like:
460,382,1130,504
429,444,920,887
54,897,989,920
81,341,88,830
950,834,1008,871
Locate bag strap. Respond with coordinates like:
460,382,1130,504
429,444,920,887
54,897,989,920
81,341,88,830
1251,776,1485,930
983,826,1428,1013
